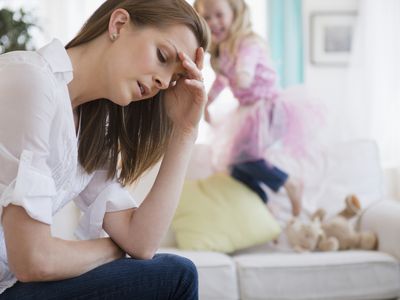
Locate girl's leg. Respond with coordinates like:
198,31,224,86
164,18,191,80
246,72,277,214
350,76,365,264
233,160,288,192
0,254,198,300
231,166,268,203
233,160,302,216
283,177,303,216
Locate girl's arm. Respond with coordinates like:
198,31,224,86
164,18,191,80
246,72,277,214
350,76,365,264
204,74,228,122
234,38,261,89
208,74,228,104
2,205,124,282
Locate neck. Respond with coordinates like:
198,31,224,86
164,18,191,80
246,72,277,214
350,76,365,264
67,34,108,109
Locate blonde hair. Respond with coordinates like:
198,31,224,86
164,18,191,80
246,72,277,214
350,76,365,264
66,0,210,186
194,0,258,71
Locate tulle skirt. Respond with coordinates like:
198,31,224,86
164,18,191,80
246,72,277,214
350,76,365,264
210,85,325,171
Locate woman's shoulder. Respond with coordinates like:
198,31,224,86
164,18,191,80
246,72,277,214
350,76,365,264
0,49,49,74
0,50,57,100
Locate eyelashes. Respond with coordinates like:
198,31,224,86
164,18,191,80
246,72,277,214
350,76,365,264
157,49,167,63
157,49,174,86
156,48,186,87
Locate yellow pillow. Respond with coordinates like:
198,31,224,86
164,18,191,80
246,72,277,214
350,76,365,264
172,173,281,253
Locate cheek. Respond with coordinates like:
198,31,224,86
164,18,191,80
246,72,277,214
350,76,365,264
106,49,133,81
131,48,156,75
224,13,234,26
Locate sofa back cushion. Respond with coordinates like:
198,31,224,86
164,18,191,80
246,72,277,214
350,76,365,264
266,139,383,216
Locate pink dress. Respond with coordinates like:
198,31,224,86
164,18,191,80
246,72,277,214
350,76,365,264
208,37,323,168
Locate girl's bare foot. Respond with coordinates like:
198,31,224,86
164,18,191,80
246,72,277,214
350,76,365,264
284,178,303,216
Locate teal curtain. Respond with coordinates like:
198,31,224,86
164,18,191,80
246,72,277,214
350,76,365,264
268,0,303,88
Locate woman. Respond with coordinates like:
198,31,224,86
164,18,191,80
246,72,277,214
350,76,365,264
0,0,209,299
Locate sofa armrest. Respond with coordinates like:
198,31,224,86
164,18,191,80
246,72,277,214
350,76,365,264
360,200,400,260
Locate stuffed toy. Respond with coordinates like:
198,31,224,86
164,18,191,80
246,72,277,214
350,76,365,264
286,195,378,252
285,217,324,252
285,212,339,252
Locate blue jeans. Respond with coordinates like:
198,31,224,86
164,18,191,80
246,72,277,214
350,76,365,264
231,159,288,203
0,254,198,300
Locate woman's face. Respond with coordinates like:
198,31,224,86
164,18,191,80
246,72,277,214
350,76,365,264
105,22,198,106
196,0,234,44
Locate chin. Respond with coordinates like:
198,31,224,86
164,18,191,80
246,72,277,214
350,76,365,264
109,94,134,107
213,35,226,45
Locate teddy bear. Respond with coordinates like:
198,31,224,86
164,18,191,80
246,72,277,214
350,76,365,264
286,195,378,252
285,214,339,252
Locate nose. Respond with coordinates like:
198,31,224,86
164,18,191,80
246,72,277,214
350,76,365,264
153,74,170,90
207,17,217,28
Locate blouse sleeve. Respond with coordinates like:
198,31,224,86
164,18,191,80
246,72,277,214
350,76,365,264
0,63,57,225
74,170,137,240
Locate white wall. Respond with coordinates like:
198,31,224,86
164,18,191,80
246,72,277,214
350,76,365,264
303,0,359,143
0,0,104,46
303,0,399,201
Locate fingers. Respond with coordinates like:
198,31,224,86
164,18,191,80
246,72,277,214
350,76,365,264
196,47,204,70
204,109,211,123
184,78,204,90
178,50,204,82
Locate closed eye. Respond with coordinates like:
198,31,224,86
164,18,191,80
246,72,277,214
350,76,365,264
157,49,167,63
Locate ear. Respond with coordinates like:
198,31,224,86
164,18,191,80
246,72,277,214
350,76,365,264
108,8,131,41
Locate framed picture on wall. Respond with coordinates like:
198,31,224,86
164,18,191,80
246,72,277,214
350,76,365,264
310,12,357,66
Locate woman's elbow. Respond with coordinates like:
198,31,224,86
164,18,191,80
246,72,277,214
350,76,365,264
128,247,157,260
11,254,54,282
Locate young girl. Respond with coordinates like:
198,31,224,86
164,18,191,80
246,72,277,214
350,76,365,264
0,0,209,298
194,0,318,216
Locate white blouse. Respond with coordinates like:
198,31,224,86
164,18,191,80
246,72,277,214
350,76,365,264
0,39,137,293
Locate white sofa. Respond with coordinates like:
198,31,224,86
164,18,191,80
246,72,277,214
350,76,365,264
53,140,400,300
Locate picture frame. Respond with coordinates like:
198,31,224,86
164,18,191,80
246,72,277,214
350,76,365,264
310,12,357,66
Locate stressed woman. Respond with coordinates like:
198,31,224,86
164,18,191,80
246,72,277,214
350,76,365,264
0,0,209,299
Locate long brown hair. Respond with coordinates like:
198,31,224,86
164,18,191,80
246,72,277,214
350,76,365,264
66,0,209,186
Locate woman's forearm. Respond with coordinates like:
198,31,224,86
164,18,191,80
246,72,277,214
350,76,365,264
125,129,197,256
3,204,124,282
33,237,124,282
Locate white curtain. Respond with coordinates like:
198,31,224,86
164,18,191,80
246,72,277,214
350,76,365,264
344,0,400,169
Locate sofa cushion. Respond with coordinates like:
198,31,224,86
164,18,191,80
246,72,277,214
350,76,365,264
172,173,281,253
159,248,239,300
234,251,400,300
361,200,400,261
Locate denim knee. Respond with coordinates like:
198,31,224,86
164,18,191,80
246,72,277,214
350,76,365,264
157,254,198,299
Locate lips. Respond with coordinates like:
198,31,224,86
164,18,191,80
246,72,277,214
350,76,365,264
211,29,226,42
211,28,224,36
137,81,149,97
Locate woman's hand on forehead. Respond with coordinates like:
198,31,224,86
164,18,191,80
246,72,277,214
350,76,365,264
178,47,204,82
163,46,206,133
